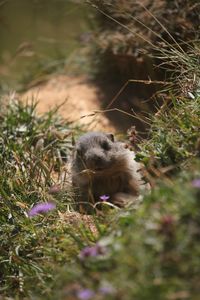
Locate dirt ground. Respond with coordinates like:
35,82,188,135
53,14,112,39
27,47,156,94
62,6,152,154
22,74,117,133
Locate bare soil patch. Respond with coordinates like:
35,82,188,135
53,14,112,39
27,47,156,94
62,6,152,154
22,75,116,133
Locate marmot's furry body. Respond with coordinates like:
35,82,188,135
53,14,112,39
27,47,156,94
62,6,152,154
71,132,144,212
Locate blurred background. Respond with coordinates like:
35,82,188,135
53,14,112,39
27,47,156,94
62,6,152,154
0,0,93,91
0,0,199,133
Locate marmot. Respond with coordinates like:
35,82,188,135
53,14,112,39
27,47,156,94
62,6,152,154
71,131,146,212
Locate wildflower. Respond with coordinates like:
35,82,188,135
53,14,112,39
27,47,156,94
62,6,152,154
192,178,200,189
28,202,56,217
77,289,95,300
79,243,106,260
99,194,110,201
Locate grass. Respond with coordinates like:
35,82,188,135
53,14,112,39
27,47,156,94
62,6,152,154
1,2,200,299
136,96,200,168
43,82,200,299
1,78,199,299
0,98,87,297
49,161,200,300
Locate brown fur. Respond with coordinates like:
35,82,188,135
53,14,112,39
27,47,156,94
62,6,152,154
71,132,144,212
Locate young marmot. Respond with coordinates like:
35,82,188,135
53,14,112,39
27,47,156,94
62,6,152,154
71,132,145,212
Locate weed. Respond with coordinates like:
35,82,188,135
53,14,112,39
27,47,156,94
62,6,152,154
49,161,200,300
137,95,200,168
0,97,80,296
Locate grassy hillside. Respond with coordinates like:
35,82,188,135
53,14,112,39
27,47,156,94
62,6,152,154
1,49,200,299
0,2,200,299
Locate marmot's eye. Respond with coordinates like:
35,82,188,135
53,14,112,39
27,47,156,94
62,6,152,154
101,141,110,151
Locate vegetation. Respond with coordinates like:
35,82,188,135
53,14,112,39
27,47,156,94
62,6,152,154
137,96,200,168
88,0,200,131
0,1,200,299
47,42,200,299
90,0,200,77
0,99,79,296
49,162,200,300
0,0,93,94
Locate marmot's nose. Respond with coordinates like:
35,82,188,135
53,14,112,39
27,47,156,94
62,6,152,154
93,154,103,165
86,150,106,169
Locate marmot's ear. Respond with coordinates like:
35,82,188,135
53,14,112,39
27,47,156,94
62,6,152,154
106,133,114,142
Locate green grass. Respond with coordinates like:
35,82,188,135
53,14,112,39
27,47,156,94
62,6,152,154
39,41,200,299
1,85,199,299
1,48,200,299
136,96,200,168
1,3,200,298
0,98,84,297
48,161,200,300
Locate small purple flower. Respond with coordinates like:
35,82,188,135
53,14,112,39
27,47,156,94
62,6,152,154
77,289,95,300
99,194,110,202
28,202,56,217
192,179,200,189
79,243,106,260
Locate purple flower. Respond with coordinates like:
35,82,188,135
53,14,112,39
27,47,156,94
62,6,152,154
192,179,200,189
79,243,106,260
28,202,56,217
77,289,95,300
99,194,110,202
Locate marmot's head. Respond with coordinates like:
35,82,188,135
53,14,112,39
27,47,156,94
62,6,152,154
74,132,119,171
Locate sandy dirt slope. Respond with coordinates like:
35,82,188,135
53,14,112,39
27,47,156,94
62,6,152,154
22,75,116,133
